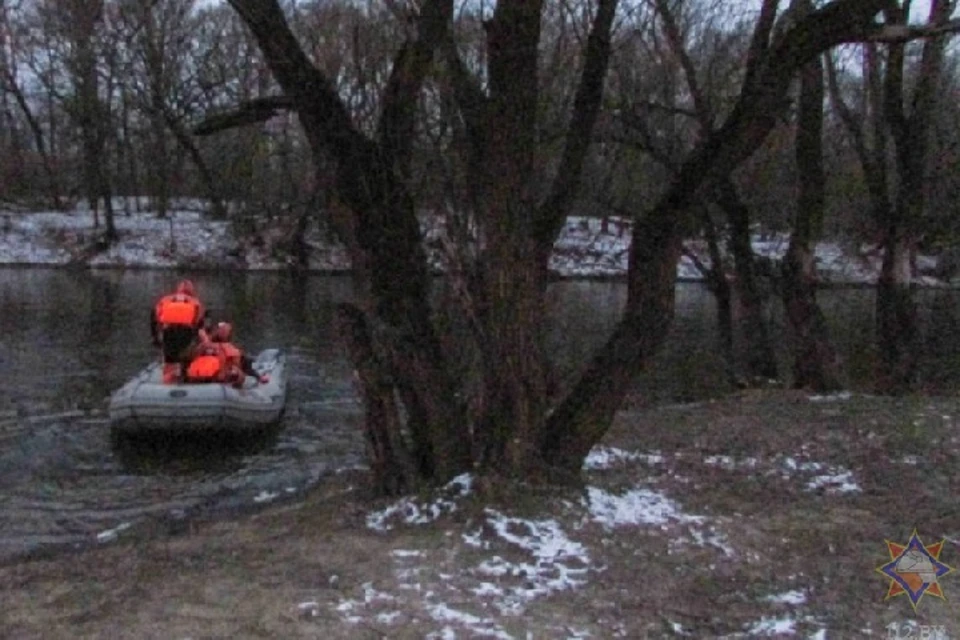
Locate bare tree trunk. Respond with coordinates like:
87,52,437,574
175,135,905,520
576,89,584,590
685,209,738,387
151,118,170,218
540,203,683,472
876,233,918,391
225,0,474,486
116,89,132,215
654,0,778,387
71,0,116,241
144,7,169,218
42,56,64,205
336,303,414,496
470,0,550,471
703,221,738,388
782,15,843,392
782,245,844,389
0,3,62,208
292,210,310,269
717,178,779,384
873,0,952,393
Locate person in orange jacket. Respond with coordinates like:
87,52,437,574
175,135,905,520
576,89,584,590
184,322,268,387
210,322,269,387
150,279,208,384
184,342,228,383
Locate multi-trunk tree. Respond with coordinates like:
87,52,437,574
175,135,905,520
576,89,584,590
827,0,957,394
193,0,949,492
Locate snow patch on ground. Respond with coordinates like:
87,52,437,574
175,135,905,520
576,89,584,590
764,589,807,605
720,613,826,639
697,451,863,495
746,615,798,636
584,486,735,557
424,603,514,640
252,490,280,504
704,454,761,470
807,391,853,402
585,486,687,527
774,456,862,494
582,446,664,469
470,509,592,612
366,474,474,531
95,521,132,544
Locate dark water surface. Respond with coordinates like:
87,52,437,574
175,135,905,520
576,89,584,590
0,270,363,562
1,269,958,562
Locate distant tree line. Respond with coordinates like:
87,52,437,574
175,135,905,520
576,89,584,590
0,2,958,242
2,0,959,490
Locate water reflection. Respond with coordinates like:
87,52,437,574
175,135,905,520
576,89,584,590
111,428,283,476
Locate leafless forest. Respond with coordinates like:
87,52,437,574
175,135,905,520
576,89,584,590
2,0,959,489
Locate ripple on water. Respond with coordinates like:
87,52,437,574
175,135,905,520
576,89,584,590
0,403,365,563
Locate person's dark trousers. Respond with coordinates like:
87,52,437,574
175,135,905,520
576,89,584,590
160,325,198,383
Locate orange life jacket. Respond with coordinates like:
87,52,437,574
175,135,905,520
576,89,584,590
155,293,203,328
185,346,226,382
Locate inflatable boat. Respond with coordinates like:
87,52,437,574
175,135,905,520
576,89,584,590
108,348,288,434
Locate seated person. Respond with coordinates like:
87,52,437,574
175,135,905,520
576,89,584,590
185,322,268,386
184,343,227,383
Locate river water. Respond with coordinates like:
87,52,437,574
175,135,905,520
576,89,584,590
1,269,958,562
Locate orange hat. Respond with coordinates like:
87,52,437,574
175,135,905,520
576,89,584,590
176,280,196,296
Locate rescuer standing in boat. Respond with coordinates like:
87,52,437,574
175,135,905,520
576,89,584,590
150,279,208,384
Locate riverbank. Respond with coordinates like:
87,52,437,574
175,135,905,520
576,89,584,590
2,390,958,638
1,202,950,286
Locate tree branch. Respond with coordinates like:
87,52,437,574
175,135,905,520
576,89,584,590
681,243,712,279
606,111,679,170
225,0,359,154
882,3,909,136
824,53,866,160
439,33,488,146
708,0,895,175
534,0,619,255
376,0,454,178
618,98,699,120
191,94,294,136
743,0,781,86
866,17,960,41
542,0,898,469
906,0,954,132
653,0,712,130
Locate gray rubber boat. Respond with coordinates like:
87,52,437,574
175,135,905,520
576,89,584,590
109,348,288,434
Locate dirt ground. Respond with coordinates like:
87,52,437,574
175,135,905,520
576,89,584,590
2,389,959,639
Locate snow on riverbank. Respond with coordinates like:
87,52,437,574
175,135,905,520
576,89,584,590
0,203,949,286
